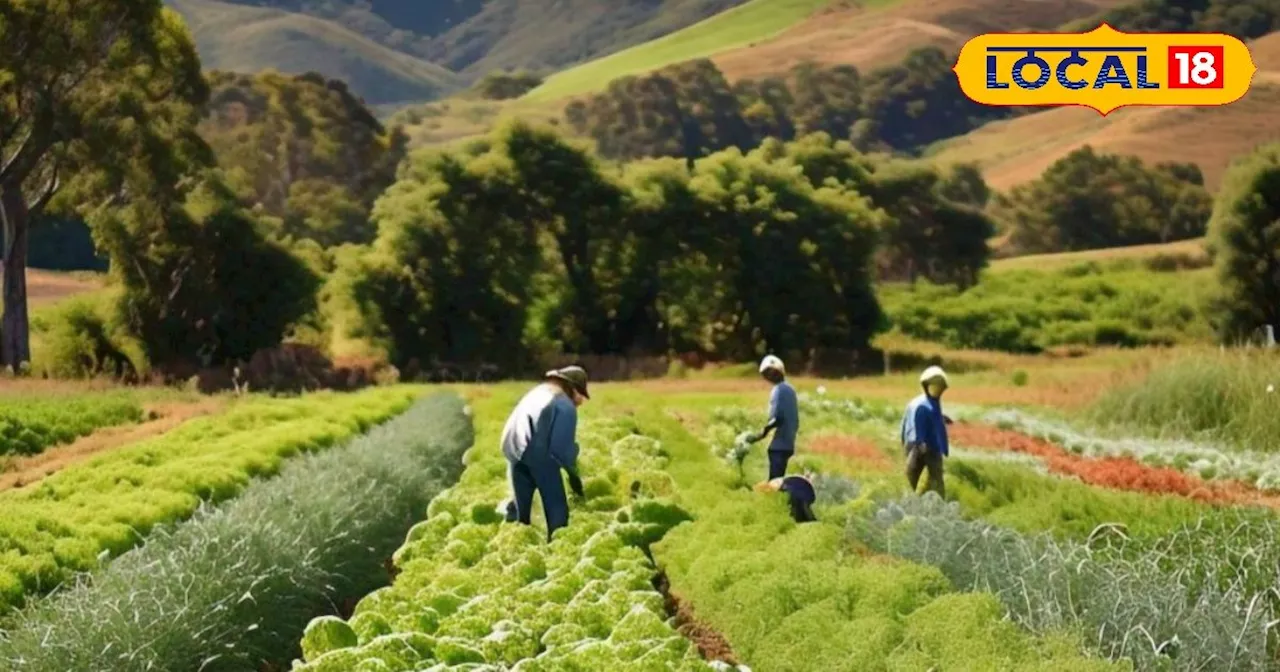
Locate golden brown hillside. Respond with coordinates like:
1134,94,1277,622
927,32,1280,192
711,0,1130,80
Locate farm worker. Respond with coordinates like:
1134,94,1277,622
500,365,589,542
901,365,950,497
754,473,818,523
745,355,800,480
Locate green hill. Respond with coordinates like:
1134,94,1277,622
166,0,464,106
523,0,842,101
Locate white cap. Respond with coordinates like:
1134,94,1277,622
920,365,948,385
759,355,785,374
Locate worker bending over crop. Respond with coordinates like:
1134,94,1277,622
746,355,800,480
901,365,950,497
755,473,817,523
499,366,589,541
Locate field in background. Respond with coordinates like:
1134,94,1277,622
988,238,1208,271
26,270,103,306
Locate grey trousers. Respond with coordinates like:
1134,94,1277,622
905,442,945,497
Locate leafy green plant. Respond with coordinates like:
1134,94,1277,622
288,394,723,670
0,392,470,671
0,390,143,456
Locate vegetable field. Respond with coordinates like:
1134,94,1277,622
0,386,420,613
1,364,1278,671
0,389,144,457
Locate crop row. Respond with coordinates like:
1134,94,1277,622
0,389,144,457
0,391,472,671
851,493,1274,671
291,390,732,671
651,406,1119,672
0,385,421,613
711,391,1280,670
983,408,1280,490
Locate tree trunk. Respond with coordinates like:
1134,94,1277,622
0,183,31,370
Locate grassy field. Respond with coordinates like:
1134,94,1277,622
167,0,463,106
988,238,1209,271
523,0,844,102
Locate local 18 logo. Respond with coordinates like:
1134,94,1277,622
952,23,1257,114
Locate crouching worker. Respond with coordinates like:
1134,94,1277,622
901,365,950,498
746,355,800,480
500,366,589,541
755,474,817,523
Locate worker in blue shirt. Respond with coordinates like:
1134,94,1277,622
499,366,589,541
901,365,950,497
746,355,799,480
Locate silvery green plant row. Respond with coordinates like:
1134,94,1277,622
849,491,1280,671
0,392,472,672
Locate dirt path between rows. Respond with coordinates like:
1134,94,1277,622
0,398,226,491
653,571,739,665
951,423,1280,509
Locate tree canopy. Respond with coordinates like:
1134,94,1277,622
995,146,1212,255
200,70,406,247
1207,142,1280,341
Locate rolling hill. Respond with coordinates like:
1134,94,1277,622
166,0,464,106
710,0,1132,80
926,31,1280,192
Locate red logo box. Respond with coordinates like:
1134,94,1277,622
1167,45,1225,88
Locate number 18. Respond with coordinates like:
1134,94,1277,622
1168,46,1224,88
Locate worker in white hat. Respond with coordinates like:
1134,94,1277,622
746,354,800,480
900,365,950,497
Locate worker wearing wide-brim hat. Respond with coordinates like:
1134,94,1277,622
901,365,950,497
498,366,590,541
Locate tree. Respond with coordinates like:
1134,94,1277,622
0,0,207,369
348,140,542,371
473,70,544,100
686,146,886,358
997,145,1212,254
200,71,406,247
868,160,996,288
1207,142,1280,341
91,173,320,369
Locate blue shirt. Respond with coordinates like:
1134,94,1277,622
767,381,799,454
901,393,948,457
500,383,579,469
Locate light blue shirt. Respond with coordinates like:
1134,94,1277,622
500,383,579,469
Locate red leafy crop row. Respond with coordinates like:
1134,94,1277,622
951,423,1280,509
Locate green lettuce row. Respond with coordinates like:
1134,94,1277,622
0,385,422,613
0,390,145,457
0,392,471,671
293,409,735,671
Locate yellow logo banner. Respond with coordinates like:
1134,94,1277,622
952,23,1256,115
